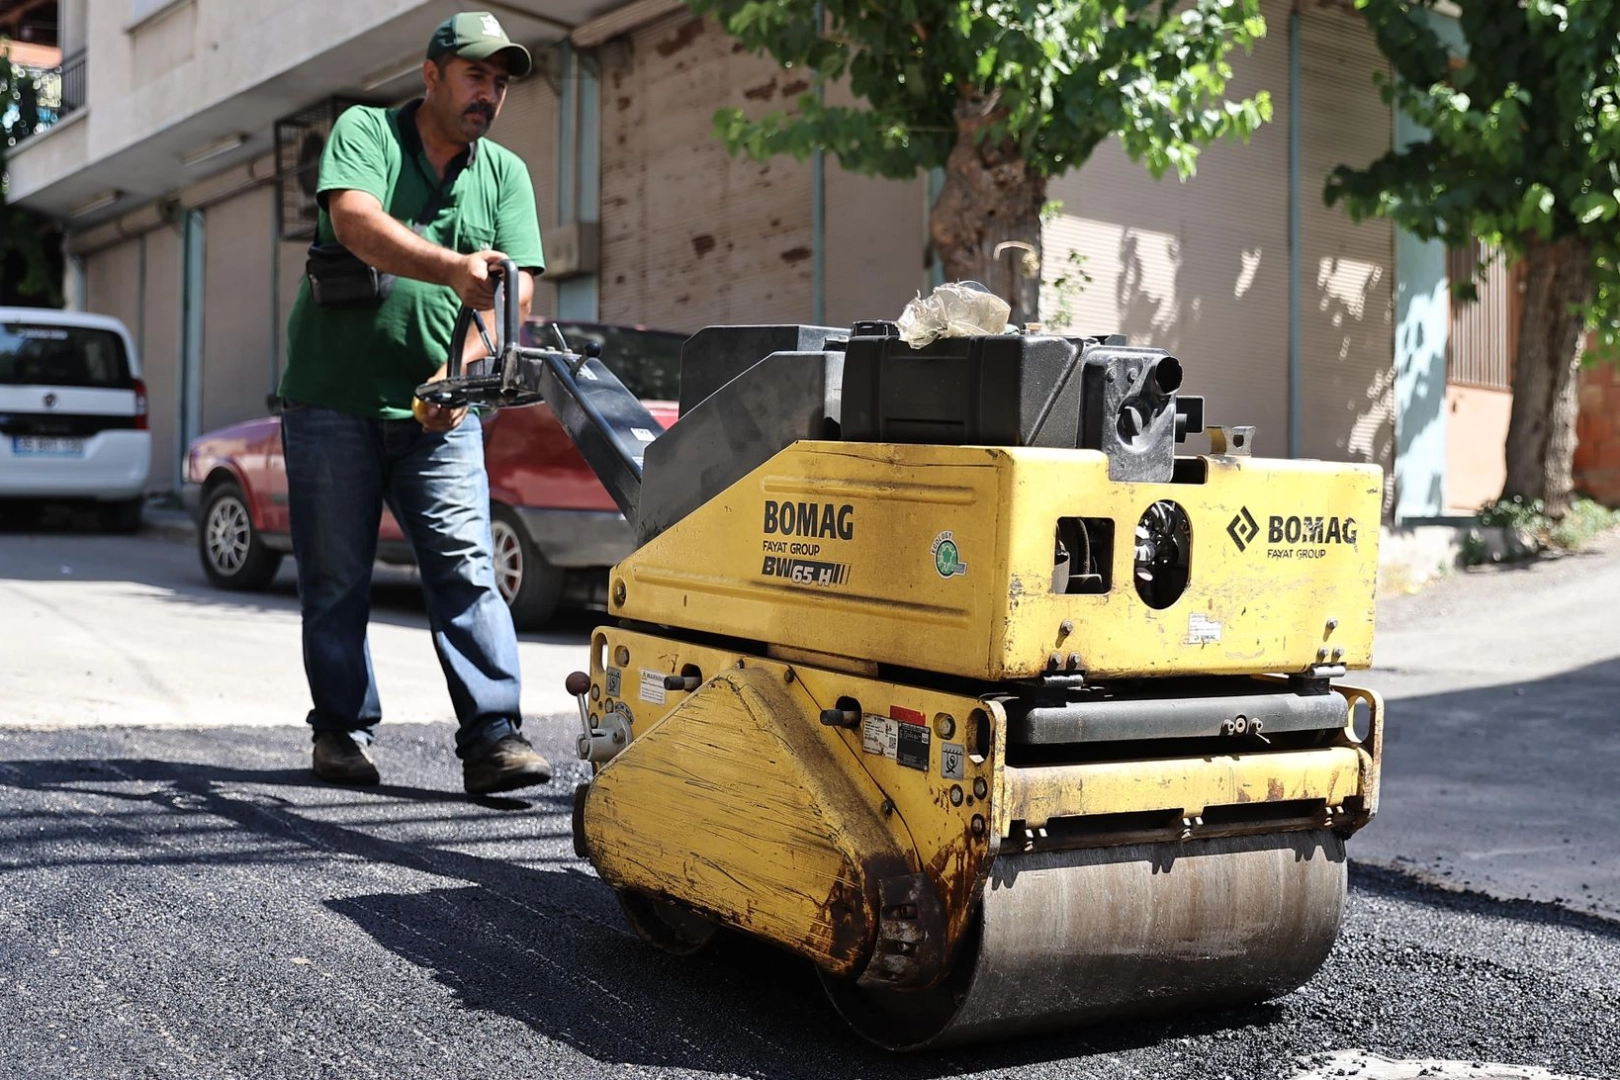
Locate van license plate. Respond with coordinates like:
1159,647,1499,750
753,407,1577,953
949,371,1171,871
11,437,86,457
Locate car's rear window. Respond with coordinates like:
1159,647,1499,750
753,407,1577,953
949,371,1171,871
534,322,685,401
0,323,131,389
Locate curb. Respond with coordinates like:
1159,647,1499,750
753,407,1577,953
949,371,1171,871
1377,522,1542,595
142,510,196,544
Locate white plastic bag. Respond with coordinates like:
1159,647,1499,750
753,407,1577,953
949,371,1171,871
895,281,1011,348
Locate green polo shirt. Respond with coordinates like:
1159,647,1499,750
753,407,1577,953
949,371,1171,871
279,100,544,418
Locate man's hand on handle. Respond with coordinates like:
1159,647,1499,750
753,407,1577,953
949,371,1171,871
447,250,511,310
413,364,468,432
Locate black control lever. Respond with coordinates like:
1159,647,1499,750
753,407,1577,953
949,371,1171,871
415,260,545,409
412,258,667,528
573,341,600,377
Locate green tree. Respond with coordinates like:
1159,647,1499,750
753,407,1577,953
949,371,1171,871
1,40,63,307
1327,0,1620,517
685,0,1270,325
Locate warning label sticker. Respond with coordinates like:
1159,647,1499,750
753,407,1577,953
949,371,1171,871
1185,612,1223,645
861,715,904,759
638,669,667,705
860,706,930,770
862,714,891,756
940,742,965,780
890,705,926,727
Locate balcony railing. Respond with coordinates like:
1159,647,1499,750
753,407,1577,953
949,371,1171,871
59,48,85,114
5,49,85,143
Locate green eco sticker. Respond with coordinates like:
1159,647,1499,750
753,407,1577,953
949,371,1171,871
932,531,967,578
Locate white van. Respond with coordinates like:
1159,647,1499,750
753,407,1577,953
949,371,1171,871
0,307,151,531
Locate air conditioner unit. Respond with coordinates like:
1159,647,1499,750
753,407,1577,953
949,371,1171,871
274,98,373,241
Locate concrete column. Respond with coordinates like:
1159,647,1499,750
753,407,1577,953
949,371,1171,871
179,208,205,475
556,46,600,322
63,252,88,311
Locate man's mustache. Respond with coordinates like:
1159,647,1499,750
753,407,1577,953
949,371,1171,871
464,103,495,121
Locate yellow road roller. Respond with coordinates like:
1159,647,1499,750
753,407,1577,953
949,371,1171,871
423,269,1384,1050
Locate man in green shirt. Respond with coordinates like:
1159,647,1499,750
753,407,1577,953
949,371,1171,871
278,12,550,795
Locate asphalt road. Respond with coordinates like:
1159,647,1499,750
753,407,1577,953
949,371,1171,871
1,517,1617,1080
1354,529,1620,921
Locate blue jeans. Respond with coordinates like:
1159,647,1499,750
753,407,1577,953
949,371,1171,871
280,405,522,759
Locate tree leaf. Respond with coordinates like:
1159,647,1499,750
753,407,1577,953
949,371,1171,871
688,0,1268,182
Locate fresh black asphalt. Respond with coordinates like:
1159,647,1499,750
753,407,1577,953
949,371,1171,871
1,721,1615,1080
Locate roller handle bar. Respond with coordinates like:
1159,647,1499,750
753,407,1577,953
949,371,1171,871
412,258,664,528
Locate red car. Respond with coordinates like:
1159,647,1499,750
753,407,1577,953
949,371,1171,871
183,321,683,629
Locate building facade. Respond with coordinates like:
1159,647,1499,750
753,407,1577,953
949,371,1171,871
5,0,1517,519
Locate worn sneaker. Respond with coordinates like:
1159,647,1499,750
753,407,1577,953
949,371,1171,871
464,734,552,795
312,732,380,786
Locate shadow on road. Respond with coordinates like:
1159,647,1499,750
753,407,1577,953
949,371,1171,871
1350,863,1620,940
0,749,1291,1076
9,649,1618,1077
325,884,1301,1077
1368,656,1620,919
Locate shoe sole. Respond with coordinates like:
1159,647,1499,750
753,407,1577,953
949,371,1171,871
464,765,551,796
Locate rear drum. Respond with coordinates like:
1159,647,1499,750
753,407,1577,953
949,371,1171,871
821,830,1347,1050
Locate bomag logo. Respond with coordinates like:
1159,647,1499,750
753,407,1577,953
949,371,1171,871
1230,507,1359,557
763,500,855,540
1268,515,1358,545
1227,507,1260,551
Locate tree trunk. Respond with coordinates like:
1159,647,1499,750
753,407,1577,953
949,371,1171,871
928,91,1048,327
1500,234,1593,518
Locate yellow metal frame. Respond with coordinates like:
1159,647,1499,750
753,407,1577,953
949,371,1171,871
579,627,1006,975
608,443,1383,680
1002,748,1365,830
578,629,1383,979
1335,680,1385,822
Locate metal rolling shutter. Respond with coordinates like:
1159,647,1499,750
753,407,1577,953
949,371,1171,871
1039,0,1294,455
493,73,560,319
822,79,930,329
599,13,813,332
83,240,147,485
201,186,275,431
85,240,141,341
1298,1,1394,473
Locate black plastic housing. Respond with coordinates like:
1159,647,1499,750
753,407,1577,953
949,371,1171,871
678,325,846,417
841,327,1100,448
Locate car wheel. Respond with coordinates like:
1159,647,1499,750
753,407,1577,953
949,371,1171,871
200,481,282,590
97,496,144,534
490,503,564,630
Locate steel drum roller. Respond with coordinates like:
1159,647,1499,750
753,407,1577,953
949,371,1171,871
822,831,1347,1050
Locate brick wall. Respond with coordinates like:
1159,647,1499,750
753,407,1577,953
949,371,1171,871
1575,361,1620,507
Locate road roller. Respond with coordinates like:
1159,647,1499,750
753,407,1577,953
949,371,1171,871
422,266,1385,1050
